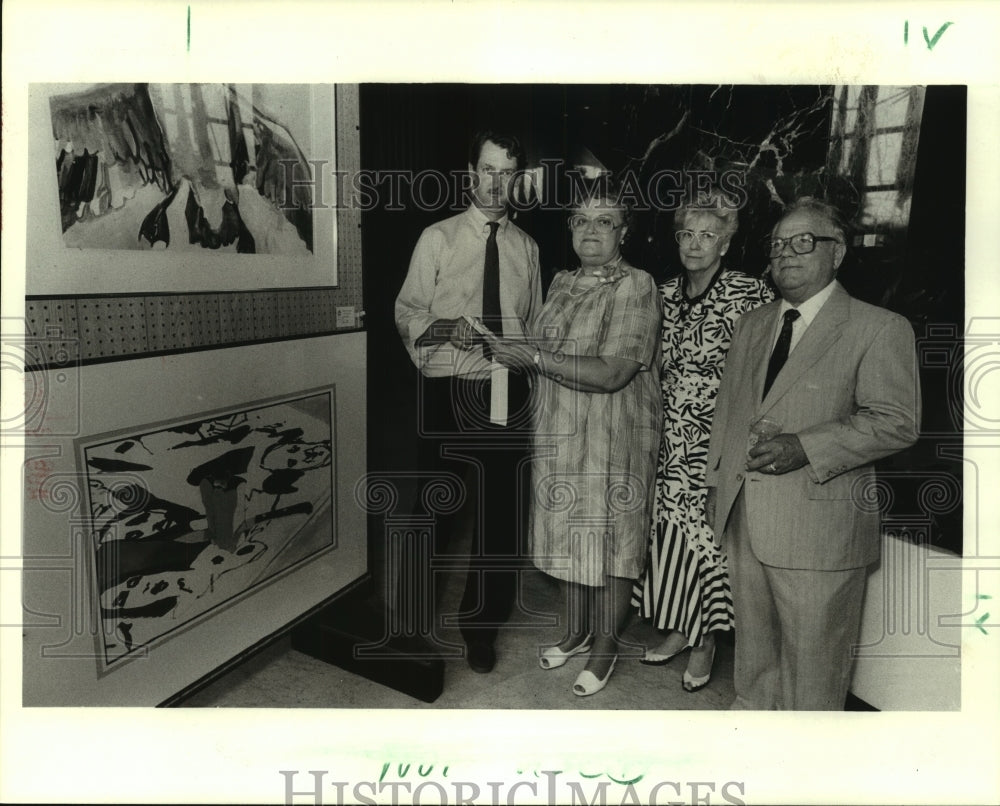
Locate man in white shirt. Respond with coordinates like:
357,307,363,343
704,198,920,709
395,131,542,673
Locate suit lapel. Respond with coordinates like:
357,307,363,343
760,283,850,411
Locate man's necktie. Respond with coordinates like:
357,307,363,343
482,221,502,359
761,309,800,399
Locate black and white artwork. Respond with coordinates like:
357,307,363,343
77,388,336,666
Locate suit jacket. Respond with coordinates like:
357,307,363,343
705,282,920,570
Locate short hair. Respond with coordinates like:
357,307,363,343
569,177,633,230
468,130,526,172
778,197,849,243
672,186,739,237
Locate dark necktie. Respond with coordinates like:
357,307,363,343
482,221,502,359
762,309,800,399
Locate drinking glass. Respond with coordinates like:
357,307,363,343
748,416,783,457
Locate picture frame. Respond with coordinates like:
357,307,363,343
20,334,368,706
26,82,338,294
75,386,337,671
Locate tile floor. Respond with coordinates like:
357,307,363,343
181,563,736,711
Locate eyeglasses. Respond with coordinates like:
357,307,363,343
568,215,624,234
766,232,842,257
675,230,721,248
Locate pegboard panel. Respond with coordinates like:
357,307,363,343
283,289,329,335
24,299,81,365
23,84,365,371
335,83,364,306
145,295,197,353
190,294,223,345
77,298,150,361
218,293,257,344
273,291,306,337
252,291,281,343
25,288,359,370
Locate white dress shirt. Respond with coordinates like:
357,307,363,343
771,279,838,354
395,204,542,379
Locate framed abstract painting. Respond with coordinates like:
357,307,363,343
26,82,338,293
75,387,337,669
21,334,367,706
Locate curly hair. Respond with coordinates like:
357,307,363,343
672,186,740,237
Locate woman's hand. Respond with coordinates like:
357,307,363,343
483,333,536,370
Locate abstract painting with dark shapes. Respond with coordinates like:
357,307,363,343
78,389,335,665
50,82,315,254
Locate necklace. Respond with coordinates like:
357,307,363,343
566,256,626,297
676,265,724,318
680,265,723,305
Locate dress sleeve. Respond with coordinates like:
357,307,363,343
600,269,662,370
743,277,777,313
733,275,776,316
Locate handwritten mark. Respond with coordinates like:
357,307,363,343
378,762,447,783
579,771,646,786
923,21,953,50
187,7,191,52
607,773,645,786
518,769,645,786
976,594,992,599
975,612,989,635
905,20,953,50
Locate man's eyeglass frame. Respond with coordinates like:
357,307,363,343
766,232,842,258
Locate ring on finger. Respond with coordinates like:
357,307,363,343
768,462,776,472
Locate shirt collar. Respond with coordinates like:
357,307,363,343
679,265,725,305
466,203,508,234
778,279,837,329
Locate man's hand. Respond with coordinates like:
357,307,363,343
747,433,808,475
416,318,475,351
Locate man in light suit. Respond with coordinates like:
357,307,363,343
704,198,920,710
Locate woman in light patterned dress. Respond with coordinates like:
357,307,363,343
487,189,661,697
632,189,774,692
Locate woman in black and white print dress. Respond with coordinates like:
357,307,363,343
633,189,773,692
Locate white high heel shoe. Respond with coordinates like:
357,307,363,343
682,643,716,693
640,643,690,666
573,655,617,696
539,634,593,670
